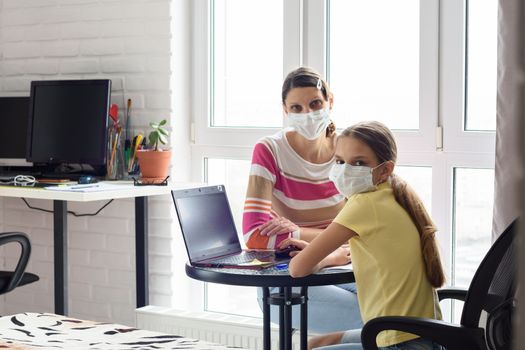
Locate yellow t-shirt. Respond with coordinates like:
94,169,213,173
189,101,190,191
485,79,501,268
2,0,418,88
333,182,442,347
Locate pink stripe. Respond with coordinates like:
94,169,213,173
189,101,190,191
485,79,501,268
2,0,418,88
251,143,277,175
242,211,272,234
274,176,340,201
242,212,294,249
274,233,290,248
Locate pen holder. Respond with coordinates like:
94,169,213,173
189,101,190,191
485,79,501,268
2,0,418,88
107,126,125,180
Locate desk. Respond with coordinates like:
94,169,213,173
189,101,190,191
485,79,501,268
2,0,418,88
0,182,172,315
186,263,354,350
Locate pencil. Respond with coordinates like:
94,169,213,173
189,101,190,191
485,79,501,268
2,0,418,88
110,127,121,175
125,99,132,140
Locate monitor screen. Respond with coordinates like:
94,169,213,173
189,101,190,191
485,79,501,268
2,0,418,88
0,96,32,167
27,79,111,166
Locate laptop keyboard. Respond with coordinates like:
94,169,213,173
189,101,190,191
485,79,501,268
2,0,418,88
212,251,273,264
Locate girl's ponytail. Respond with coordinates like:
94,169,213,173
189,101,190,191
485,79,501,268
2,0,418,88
390,174,445,288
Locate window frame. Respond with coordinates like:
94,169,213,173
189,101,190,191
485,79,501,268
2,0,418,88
191,0,442,172
440,0,496,154
186,0,497,315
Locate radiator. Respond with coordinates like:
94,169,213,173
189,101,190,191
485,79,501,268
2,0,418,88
136,306,305,350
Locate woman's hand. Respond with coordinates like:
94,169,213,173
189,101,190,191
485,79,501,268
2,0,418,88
259,217,299,236
326,245,352,266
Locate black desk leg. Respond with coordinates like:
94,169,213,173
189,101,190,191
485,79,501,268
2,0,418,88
300,287,308,350
279,287,285,350
284,287,293,350
262,287,271,350
135,196,149,308
53,200,68,315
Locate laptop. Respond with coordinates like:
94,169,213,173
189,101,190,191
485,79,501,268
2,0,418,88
171,185,290,269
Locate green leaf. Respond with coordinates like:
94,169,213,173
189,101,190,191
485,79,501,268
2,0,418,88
146,119,169,150
158,133,168,144
149,133,158,146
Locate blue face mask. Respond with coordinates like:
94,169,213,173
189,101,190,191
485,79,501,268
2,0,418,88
285,107,331,140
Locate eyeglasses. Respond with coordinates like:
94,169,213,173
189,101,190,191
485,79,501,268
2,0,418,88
132,176,169,186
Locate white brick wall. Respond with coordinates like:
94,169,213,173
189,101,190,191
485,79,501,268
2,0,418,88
0,0,179,326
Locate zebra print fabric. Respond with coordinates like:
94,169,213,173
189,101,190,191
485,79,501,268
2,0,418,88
0,312,242,349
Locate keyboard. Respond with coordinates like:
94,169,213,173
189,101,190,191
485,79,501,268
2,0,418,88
211,251,273,264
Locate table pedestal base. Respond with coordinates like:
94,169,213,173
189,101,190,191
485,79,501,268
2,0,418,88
263,286,309,350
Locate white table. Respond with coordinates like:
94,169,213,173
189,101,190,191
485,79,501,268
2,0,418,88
0,182,172,315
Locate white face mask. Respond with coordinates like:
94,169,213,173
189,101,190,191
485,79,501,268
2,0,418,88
285,107,331,140
329,162,384,197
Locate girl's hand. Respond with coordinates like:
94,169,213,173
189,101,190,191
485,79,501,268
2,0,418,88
259,217,299,236
278,238,309,256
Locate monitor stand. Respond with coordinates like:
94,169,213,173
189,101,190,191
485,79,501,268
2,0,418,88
0,165,41,177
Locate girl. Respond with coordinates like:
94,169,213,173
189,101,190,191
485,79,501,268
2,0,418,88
243,67,363,333
281,121,446,350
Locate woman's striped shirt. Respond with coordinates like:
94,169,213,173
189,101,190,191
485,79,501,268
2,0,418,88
243,131,345,249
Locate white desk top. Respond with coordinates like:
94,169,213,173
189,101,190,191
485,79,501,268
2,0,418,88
0,181,188,202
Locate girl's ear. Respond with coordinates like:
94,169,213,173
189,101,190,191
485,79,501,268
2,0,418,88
381,161,395,182
328,92,334,111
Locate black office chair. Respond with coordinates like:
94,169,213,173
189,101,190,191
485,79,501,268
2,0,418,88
0,232,39,295
361,218,518,350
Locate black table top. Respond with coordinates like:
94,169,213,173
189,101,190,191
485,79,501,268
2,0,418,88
185,263,355,287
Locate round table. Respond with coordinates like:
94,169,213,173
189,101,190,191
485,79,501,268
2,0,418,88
186,263,354,350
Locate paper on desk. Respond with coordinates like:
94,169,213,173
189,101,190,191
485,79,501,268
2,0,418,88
237,258,276,267
44,183,135,192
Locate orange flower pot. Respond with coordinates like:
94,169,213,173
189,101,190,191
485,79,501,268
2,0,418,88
136,149,172,184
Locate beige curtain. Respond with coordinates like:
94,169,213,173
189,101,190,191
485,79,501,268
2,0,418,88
493,0,524,239
498,0,525,348
516,0,525,345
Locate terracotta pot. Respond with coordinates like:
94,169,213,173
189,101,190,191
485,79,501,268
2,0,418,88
136,149,172,184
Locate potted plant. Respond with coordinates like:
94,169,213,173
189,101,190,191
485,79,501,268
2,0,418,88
136,119,171,184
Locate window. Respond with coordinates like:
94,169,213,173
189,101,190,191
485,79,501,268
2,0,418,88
329,0,420,130
464,0,498,131
451,167,495,321
185,0,497,318
205,157,259,316
453,168,494,287
212,0,284,128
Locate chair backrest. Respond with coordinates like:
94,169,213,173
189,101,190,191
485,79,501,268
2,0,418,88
0,232,32,294
460,218,518,347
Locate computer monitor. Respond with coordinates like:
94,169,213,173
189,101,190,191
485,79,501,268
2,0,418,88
27,79,111,177
0,96,32,167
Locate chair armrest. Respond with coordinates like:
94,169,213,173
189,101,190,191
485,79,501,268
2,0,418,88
438,287,468,302
361,316,485,350
0,232,32,294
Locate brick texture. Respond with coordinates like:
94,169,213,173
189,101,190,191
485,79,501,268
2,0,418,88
0,0,175,326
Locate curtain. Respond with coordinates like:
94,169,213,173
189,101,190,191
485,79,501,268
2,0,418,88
497,0,525,349
492,0,524,240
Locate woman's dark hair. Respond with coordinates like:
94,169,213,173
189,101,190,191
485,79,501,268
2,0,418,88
282,67,335,137
341,121,446,288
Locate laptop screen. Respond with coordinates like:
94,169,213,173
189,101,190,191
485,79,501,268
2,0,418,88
172,185,243,263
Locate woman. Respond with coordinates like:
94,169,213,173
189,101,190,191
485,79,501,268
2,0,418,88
242,67,363,333
281,121,446,350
